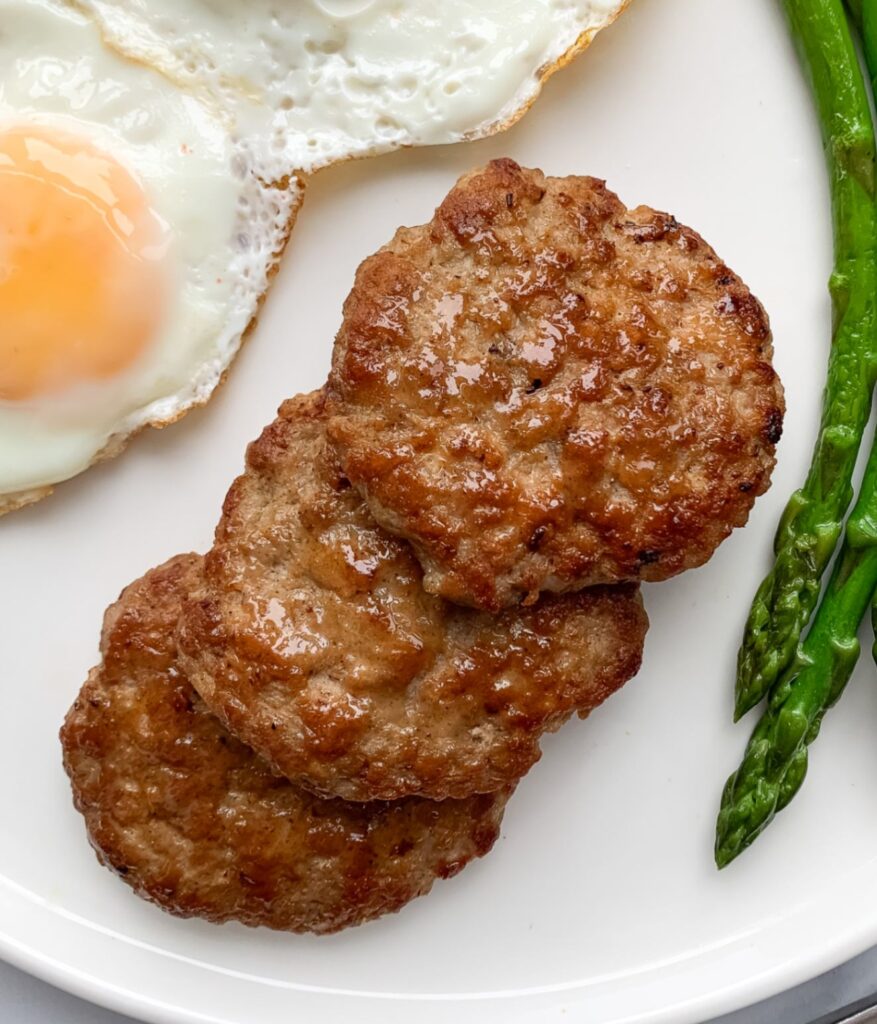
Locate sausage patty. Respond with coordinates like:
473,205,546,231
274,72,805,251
327,159,784,610
178,392,647,802
61,555,508,935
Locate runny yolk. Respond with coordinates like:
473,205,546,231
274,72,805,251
0,125,168,401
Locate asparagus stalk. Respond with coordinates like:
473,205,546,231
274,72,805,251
864,0,877,78
716,0,877,867
734,0,877,721
847,0,877,671
845,1,875,70
846,0,864,27
716,516,877,867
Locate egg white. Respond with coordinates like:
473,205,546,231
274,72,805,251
78,0,630,179
0,0,301,498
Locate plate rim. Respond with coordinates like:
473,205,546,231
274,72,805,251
3,861,877,1024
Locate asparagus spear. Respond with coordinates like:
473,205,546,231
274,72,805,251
847,1,877,672
864,0,877,79
846,2,877,106
716,0,877,866
846,0,864,27
734,0,877,721
716,453,877,866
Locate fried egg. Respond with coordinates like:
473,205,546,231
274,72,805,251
0,0,299,510
0,0,628,511
78,0,631,176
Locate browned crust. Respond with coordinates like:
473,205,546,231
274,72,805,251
326,159,784,611
178,392,648,802
61,554,509,935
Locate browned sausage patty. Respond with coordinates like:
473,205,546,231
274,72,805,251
61,555,508,935
178,392,647,802
326,159,784,611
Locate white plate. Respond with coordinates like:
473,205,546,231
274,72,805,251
1,1,873,1022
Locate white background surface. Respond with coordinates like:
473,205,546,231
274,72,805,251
4,0,877,1022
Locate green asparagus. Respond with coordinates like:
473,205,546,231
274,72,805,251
864,1,877,83
716,0,877,866
734,0,877,722
716,449,877,866
847,0,877,672
845,1,874,77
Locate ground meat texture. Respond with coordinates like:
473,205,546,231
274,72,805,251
326,159,784,610
178,392,647,802
61,555,508,935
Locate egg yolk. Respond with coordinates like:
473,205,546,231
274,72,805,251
0,126,168,401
